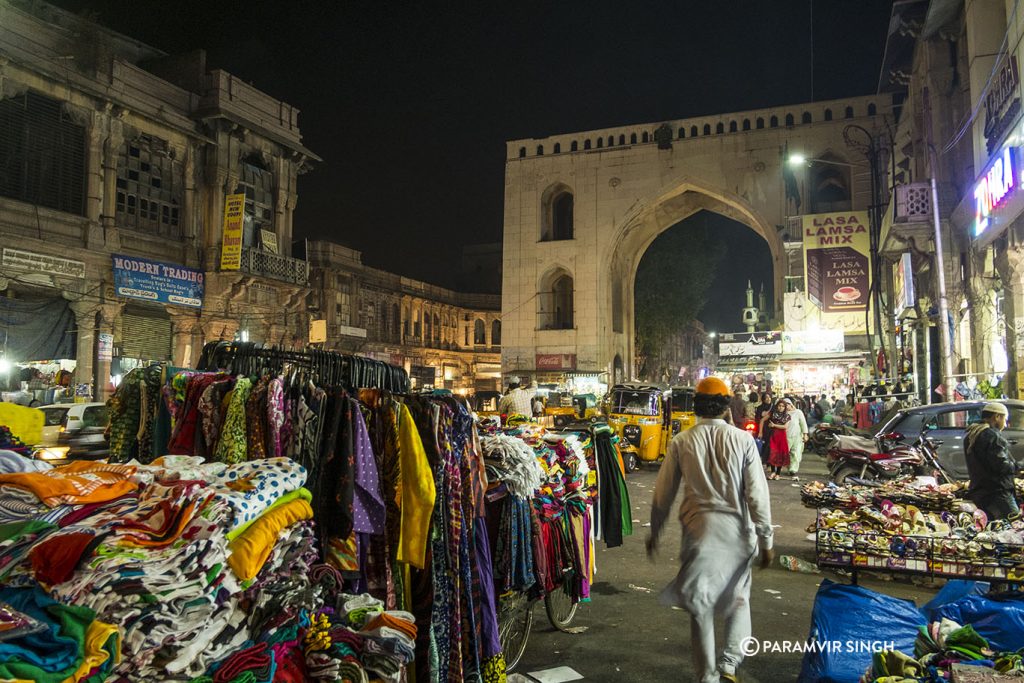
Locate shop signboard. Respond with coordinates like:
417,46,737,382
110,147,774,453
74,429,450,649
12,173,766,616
717,331,782,358
781,330,844,354
536,353,577,371
308,319,327,344
802,211,872,334
2,248,85,279
220,193,246,271
973,144,1021,243
260,229,279,255
983,53,1020,154
111,254,204,308
97,333,113,362
893,252,915,318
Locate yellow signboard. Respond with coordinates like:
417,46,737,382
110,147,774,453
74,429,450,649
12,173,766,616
220,193,246,271
802,211,873,334
309,319,327,344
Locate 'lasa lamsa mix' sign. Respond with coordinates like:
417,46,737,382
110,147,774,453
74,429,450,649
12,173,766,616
802,211,872,334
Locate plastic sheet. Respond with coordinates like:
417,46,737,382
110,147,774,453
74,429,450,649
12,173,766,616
926,591,1024,653
797,580,924,683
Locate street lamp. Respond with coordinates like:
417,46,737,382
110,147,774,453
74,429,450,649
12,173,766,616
708,331,717,339
787,154,864,169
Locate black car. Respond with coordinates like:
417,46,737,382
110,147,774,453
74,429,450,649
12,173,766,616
875,400,1024,480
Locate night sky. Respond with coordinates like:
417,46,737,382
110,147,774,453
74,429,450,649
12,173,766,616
52,0,894,330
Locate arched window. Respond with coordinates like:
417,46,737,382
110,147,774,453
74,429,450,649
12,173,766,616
403,306,410,337
770,115,779,128
824,108,833,121
703,124,711,135
742,119,751,131
678,127,685,139
424,313,432,344
474,319,486,345
491,319,501,345
756,117,764,129
810,152,853,213
607,135,614,147
571,140,578,152
413,308,421,338
802,111,812,124
464,324,469,346
518,147,526,158
541,183,574,241
433,313,440,342
845,106,854,119
642,132,649,143
729,121,738,132
597,137,603,148
584,139,591,150
785,113,795,126
630,133,638,144
553,142,561,153
619,134,626,145
392,304,400,342
690,126,698,137
537,268,574,330
868,103,877,116
716,123,724,134
537,144,544,155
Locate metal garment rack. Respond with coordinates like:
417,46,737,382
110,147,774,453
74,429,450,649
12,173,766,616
195,341,410,393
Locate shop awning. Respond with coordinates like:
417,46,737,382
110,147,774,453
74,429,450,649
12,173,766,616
778,351,867,363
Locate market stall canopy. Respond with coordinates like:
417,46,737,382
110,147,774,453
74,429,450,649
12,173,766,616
0,294,75,362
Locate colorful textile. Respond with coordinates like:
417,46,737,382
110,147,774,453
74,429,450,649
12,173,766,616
0,462,137,507
396,403,435,569
227,498,314,581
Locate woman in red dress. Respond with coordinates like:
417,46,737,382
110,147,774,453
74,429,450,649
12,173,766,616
760,398,791,480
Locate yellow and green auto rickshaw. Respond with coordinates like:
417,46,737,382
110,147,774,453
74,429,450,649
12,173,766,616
669,386,697,436
605,384,672,472
545,391,577,427
572,393,599,422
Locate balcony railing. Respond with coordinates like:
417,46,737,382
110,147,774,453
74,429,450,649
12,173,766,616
239,248,309,286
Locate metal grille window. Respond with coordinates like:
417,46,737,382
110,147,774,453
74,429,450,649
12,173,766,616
239,162,274,246
116,135,183,238
334,278,351,326
0,91,86,215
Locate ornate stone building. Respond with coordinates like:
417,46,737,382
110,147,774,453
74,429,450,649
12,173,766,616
306,241,502,392
0,0,316,398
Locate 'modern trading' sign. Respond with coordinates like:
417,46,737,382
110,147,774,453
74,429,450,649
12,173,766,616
802,211,872,334
112,254,204,308
220,193,246,270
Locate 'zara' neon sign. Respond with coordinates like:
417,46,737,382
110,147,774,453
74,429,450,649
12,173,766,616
974,145,1019,237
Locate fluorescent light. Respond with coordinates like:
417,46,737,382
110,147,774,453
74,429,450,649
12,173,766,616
0,359,10,374
788,154,807,165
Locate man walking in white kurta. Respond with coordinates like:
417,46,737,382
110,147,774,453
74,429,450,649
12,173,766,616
647,377,774,683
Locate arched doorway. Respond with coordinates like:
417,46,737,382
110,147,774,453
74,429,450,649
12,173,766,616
605,181,783,380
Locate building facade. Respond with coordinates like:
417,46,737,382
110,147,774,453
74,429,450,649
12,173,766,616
0,0,316,398
306,241,502,393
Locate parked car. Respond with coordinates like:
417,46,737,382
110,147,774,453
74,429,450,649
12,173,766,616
867,400,1024,480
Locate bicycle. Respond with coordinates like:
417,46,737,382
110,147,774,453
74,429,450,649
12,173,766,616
498,572,581,672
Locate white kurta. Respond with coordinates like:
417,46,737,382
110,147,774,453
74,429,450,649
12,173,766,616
649,418,774,681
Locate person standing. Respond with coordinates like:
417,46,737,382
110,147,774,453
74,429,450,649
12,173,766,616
647,376,774,683
729,391,749,426
760,399,790,480
784,398,808,478
498,376,537,418
964,403,1020,520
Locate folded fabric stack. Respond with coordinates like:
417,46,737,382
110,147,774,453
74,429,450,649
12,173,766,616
192,570,417,683
861,618,1024,682
0,456,326,681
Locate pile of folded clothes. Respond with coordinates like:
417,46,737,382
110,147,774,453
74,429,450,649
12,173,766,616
0,454,416,682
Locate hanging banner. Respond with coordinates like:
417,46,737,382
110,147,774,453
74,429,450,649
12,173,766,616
781,329,845,354
97,333,114,362
718,332,782,358
220,193,246,271
112,254,204,308
803,211,872,334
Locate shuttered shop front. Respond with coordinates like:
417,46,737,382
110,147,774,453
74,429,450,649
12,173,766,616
120,308,171,361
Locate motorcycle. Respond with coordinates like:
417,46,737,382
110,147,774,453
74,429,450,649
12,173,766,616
809,422,876,455
827,433,949,485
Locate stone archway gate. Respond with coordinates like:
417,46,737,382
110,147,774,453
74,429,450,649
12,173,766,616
500,94,892,380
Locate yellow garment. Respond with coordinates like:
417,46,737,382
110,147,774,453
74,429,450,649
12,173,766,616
226,488,312,542
395,403,436,569
62,618,120,683
227,498,313,581
0,403,43,447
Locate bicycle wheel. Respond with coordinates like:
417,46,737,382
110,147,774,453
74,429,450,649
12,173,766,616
499,595,534,672
544,583,579,631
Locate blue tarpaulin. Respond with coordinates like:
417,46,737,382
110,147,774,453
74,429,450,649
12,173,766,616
0,294,75,363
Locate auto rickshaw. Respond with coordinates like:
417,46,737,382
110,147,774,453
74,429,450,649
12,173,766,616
545,391,577,427
605,384,672,472
669,386,697,436
474,390,502,419
572,393,600,421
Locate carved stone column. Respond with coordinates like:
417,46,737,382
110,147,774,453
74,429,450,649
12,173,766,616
67,300,97,400
966,246,998,375
170,314,198,369
994,233,1024,398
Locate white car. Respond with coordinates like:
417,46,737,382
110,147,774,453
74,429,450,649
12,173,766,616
38,403,109,447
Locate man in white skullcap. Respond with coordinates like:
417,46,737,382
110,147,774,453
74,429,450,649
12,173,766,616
498,375,537,418
965,402,1020,520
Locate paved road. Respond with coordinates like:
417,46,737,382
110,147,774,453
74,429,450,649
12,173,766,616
513,451,938,682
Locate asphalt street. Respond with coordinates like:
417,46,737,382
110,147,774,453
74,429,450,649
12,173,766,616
513,450,939,682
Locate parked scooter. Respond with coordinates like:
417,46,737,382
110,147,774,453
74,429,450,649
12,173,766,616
827,434,948,484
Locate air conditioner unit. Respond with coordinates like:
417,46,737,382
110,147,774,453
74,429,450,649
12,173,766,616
895,183,932,222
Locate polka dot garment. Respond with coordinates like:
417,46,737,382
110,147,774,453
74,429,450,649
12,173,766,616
210,458,308,530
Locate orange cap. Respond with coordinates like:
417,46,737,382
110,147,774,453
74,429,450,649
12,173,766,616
696,377,731,397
